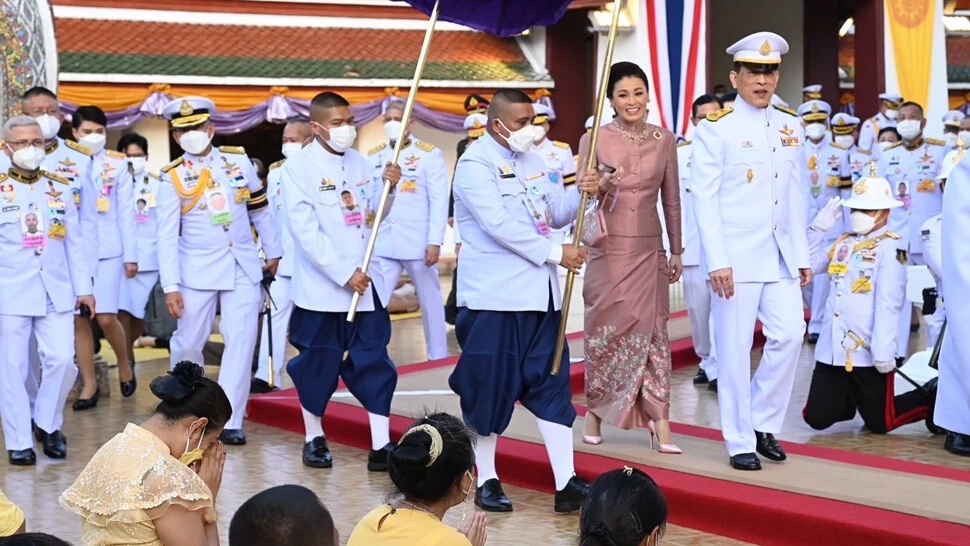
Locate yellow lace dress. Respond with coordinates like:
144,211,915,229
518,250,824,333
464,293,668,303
59,424,216,546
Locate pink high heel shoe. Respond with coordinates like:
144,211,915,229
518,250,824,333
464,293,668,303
647,420,682,454
583,414,603,445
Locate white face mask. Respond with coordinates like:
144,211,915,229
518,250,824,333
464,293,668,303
129,156,148,173
533,125,547,143
383,120,403,143
805,123,827,141
896,119,922,141
960,131,970,149
10,145,46,171
281,142,303,159
850,210,877,234
79,133,107,154
878,140,895,151
35,114,61,140
497,120,537,154
885,109,899,120
834,135,855,148
179,130,212,155
946,133,959,148
323,125,357,153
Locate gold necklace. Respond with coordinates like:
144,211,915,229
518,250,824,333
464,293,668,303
611,120,650,144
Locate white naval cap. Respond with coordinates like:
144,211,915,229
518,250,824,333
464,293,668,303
463,112,487,138
797,100,832,122
937,148,966,181
844,172,903,210
802,84,823,100
533,103,552,125
943,110,966,128
585,116,595,130
771,94,789,108
162,96,216,128
878,93,904,109
726,31,789,66
831,112,861,135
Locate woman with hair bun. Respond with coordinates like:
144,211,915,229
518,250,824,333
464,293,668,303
348,412,487,546
60,362,231,546
579,467,668,546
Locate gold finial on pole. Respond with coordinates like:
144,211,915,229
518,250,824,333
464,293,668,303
550,0,624,375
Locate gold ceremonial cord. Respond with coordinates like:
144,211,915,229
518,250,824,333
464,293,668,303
170,169,213,215
551,0,624,375
843,331,867,372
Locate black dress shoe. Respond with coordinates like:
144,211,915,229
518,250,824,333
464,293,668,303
220,429,247,445
250,378,280,394
8,449,36,466
367,442,393,472
475,478,513,512
808,333,819,344
72,388,101,411
730,452,761,471
708,379,718,393
554,476,590,513
120,362,137,398
923,378,946,435
37,430,67,459
895,357,906,369
755,431,786,462
944,432,970,457
303,437,333,468
692,368,709,384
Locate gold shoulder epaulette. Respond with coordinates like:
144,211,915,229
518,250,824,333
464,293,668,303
0,173,7,183
706,107,734,122
552,140,570,150
42,171,71,185
831,141,849,150
857,148,871,156
925,137,946,147
772,104,798,117
161,157,184,173
885,141,903,151
269,159,286,171
415,141,436,152
65,139,93,156
148,171,161,180
677,140,692,148
367,142,388,156
886,231,901,239
219,145,246,155
105,149,126,160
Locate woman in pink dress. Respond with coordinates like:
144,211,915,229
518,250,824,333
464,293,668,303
579,62,683,453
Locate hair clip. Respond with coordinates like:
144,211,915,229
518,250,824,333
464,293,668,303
399,424,444,467
623,465,634,476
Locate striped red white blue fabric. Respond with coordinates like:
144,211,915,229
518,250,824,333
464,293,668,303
642,0,707,137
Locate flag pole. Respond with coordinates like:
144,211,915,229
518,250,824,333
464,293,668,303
347,0,441,322
551,0,623,375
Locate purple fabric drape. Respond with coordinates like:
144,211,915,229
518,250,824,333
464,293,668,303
60,94,466,134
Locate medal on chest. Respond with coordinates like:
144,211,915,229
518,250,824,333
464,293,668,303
524,182,552,236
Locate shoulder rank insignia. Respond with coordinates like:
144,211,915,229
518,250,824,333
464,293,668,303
65,139,93,156
886,231,900,239
415,141,436,152
772,104,798,117
148,171,161,180
706,107,734,122
219,145,246,155
677,140,692,148
857,148,871,156
925,137,946,147
105,149,126,160
552,140,570,150
367,142,388,156
161,157,184,173
269,159,286,171
42,170,71,185
884,141,903,151
830,141,849,150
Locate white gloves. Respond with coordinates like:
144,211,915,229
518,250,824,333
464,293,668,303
812,196,843,232
874,360,896,374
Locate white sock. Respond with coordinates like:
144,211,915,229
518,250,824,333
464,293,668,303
302,407,325,443
474,433,499,486
368,413,391,451
536,418,576,491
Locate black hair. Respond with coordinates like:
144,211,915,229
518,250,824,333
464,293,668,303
579,468,668,546
21,87,57,102
878,127,901,141
944,125,959,135
490,89,533,106
118,132,149,154
137,198,147,206
340,190,351,196
150,361,232,431
691,94,722,118
71,106,108,129
229,485,335,546
899,101,924,118
0,534,73,546
720,91,738,104
733,61,779,74
607,61,650,99
388,413,476,504
310,92,350,110
713,84,727,93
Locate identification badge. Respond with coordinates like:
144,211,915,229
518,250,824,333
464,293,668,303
21,210,45,248
524,187,552,236
139,188,157,207
917,179,935,193
234,187,251,203
205,188,233,225
829,243,851,276
135,197,150,223
96,196,110,213
72,188,81,208
1,184,14,204
400,179,418,193
341,191,363,226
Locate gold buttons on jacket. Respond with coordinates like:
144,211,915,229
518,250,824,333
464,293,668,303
774,173,779,178
834,312,840,317
774,200,779,205
837,292,842,297
229,241,234,247
773,225,777,231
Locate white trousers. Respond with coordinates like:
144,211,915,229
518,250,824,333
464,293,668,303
383,259,448,360
925,305,945,351
26,334,40,415
683,266,717,380
255,275,294,384
807,272,829,335
711,278,805,456
170,266,260,430
0,305,77,450
896,253,924,358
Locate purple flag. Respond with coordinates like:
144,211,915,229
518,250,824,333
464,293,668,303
395,0,572,36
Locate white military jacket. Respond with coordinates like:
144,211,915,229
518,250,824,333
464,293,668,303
808,225,904,368
847,146,874,184
690,97,811,282
42,138,98,276
267,159,295,278
368,138,449,261
156,146,281,293
532,137,577,193
876,138,946,256
90,149,136,262
0,169,91,316
132,171,161,272
677,140,702,267
453,134,580,312
858,112,896,155
281,139,395,313
800,136,851,240
921,213,943,293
